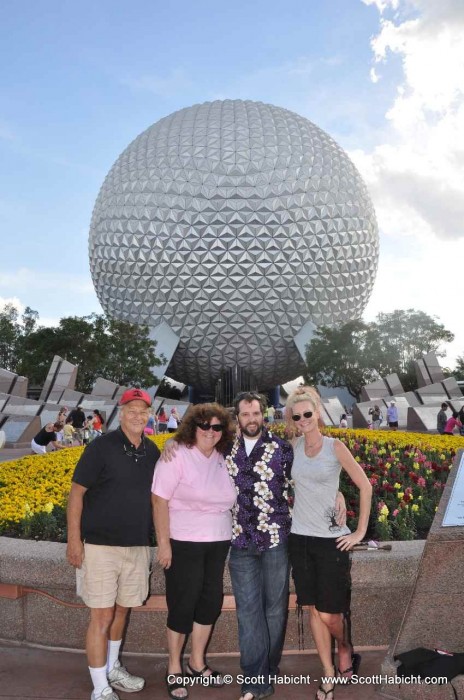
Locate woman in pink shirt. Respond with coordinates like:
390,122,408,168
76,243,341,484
443,411,462,435
152,403,236,699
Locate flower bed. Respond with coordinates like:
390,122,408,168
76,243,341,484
271,424,464,539
1,428,463,541
0,433,172,540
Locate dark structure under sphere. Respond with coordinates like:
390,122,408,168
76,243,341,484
89,100,378,393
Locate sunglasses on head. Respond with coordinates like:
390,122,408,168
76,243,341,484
292,411,313,422
196,422,224,432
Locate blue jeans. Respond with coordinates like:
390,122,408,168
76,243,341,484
229,542,289,696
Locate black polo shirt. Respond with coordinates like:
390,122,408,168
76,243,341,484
72,428,160,546
33,427,57,446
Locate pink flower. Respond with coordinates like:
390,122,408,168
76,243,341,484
393,509,399,517
417,477,426,488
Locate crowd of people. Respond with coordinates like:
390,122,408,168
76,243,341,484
29,401,186,454
66,387,372,700
437,402,464,435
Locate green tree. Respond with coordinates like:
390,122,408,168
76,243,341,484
304,320,382,400
454,356,464,381
372,309,454,390
304,310,454,399
0,304,21,371
17,314,162,393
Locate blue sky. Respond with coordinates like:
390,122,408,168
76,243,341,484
1,0,464,367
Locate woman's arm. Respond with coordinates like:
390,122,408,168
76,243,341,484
152,494,172,569
334,439,372,551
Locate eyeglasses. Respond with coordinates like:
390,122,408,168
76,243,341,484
123,443,147,460
292,411,313,422
196,422,224,432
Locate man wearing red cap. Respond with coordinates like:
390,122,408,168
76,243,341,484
67,388,160,700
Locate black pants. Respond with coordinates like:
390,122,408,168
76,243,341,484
165,539,230,634
288,533,351,613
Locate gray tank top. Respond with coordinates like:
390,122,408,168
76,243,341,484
291,435,350,538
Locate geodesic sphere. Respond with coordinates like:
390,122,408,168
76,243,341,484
89,100,378,390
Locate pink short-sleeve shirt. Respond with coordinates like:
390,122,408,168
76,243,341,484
152,444,236,542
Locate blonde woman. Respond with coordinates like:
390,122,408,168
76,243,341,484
285,387,372,700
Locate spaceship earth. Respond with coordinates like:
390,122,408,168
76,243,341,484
89,100,378,391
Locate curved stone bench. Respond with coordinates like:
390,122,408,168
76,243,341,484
0,537,424,654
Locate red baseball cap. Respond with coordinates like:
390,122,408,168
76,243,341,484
118,388,152,407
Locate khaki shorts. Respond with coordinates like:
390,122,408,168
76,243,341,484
76,543,151,608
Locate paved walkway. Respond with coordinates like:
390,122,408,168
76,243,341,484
0,447,31,463
0,643,388,700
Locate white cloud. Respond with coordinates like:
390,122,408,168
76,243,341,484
363,236,464,365
0,296,24,313
356,0,464,242
354,0,464,364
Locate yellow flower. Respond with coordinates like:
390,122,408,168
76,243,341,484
379,504,389,517
397,492,404,500
411,504,419,512
44,502,54,514
413,462,420,471
394,482,402,490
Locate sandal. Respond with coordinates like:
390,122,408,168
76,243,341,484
165,673,188,699
337,652,361,682
315,684,334,700
186,662,224,687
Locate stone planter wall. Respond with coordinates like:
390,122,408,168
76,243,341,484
0,537,424,654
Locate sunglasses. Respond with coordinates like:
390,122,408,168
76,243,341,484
196,422,224,432
292,411,313,422
123,443,147,460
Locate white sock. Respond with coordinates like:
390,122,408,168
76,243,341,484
107,639,122,672
89,665,109,697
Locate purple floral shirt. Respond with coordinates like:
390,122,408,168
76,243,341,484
225,429,293,551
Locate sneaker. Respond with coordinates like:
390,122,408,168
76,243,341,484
91,687,119,700
108,660,145,693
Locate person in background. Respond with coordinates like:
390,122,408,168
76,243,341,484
339,414,348,429
158,407,168,434
67,388,160,700
167,407,180,433
286,386,372,700
386,401,399,431
144,410,156,436
368,405,382,430
31,422,66,454
92,410,104,436
55,406,68,442
443,411,462,436
437,403,449,434
67,405,86,446
63,422,75,446
83,417,93,445
152,403,236,699
267,405,275,424
458,407,464,436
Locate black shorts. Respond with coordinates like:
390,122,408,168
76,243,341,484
388,421,398,428
288,533,351,614
165,539,230,634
